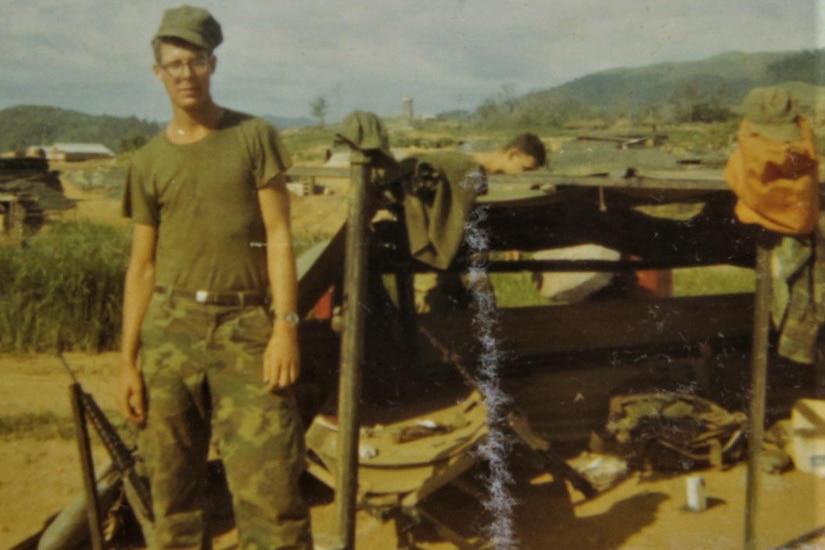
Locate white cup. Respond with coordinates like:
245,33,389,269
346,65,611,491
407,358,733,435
686,475,707,512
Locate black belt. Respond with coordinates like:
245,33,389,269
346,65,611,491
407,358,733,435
155,286,268,307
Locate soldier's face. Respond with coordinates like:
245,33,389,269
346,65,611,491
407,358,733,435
498,149,540,174
153,43,216,111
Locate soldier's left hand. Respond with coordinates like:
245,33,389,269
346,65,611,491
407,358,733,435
263,324,300,391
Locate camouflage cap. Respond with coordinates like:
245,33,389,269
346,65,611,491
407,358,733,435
744,86,801,142
154,5,223,50
335,110,395,164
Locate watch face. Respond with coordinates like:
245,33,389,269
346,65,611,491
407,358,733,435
283,312,300,326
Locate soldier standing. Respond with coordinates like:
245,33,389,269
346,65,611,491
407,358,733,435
116,6,313,549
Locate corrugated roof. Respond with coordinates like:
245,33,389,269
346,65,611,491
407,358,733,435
51,143,115,156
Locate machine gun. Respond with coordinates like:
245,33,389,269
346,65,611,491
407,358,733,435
60,354,154,549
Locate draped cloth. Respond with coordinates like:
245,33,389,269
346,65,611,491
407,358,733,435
725,116,824,363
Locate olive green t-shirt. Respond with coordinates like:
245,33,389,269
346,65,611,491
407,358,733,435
122,109,292,292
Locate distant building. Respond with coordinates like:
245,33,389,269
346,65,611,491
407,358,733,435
402,97,414,120
47,143,115,162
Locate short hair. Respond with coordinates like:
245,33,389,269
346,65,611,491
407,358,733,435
152,36,212,63
503,132,547,168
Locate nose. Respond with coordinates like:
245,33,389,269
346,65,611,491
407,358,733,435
179,61,195,78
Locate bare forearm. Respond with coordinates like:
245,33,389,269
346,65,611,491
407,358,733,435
121,224,158,370
258,175,299,322
258,179,301,389
267,234,298,320
121,261,155,368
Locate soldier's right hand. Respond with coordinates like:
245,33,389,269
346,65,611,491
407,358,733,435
118,364,147,426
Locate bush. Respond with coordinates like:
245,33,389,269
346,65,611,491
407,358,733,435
0,220,130,352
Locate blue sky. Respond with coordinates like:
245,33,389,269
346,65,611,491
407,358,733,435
1,0,821,122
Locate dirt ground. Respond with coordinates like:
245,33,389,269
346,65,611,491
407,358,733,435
3,352,825,550
3,173,825,549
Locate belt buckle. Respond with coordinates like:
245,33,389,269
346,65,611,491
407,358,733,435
195,290,210,303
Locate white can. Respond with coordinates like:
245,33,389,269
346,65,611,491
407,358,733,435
686,475,707,512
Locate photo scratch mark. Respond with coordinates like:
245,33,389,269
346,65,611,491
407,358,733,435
464,197,517,549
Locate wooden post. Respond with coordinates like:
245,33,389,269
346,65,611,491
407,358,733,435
394,262,420,375
744,232,771,550
69,384,106,550
334,161,372,550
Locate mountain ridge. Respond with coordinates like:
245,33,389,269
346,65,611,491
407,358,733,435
2,48,823,152
468,48,825,125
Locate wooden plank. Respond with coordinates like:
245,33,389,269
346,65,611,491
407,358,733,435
288,166,349,179
417,293,754,358
288,165,825,194
295,223,346,317
476,192,758,264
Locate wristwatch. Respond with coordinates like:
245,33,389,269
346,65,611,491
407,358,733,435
276,311,300,327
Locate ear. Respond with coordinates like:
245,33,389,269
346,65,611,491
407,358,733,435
209,55,218,74
152,63,164,82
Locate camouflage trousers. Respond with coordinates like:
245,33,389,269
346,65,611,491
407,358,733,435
139,292,313,550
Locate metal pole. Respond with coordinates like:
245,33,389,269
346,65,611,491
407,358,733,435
744,233,771,550
334,162,371,550
69,384,106,550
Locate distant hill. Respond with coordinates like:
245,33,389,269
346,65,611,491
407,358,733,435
468,49,825,126
0,105,162,155
0,106,317,155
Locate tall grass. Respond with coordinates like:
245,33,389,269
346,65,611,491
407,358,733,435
0,221,337,353
0,220,130,352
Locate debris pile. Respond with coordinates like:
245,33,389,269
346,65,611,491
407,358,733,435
603,392,748,472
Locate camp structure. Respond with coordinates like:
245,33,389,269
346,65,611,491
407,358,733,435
20,136,825,550
281,138,825,548
0,157,73,237
46,144,114,163
287,140,825,548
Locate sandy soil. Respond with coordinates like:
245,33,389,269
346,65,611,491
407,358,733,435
3,174,825,549
3,352,825,550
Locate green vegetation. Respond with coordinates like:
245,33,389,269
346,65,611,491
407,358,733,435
766,50,825,84
491,272,548,308
280,126,339,164
0,220,339,353
491,264,755,309
672,266,754,297
0,105,160,154
462,49,825,130
0,220,130,352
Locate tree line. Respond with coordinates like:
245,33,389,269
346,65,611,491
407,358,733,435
0,105,161,155
465,49,825,130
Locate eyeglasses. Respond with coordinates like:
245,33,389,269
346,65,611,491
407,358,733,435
159,55,211,78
